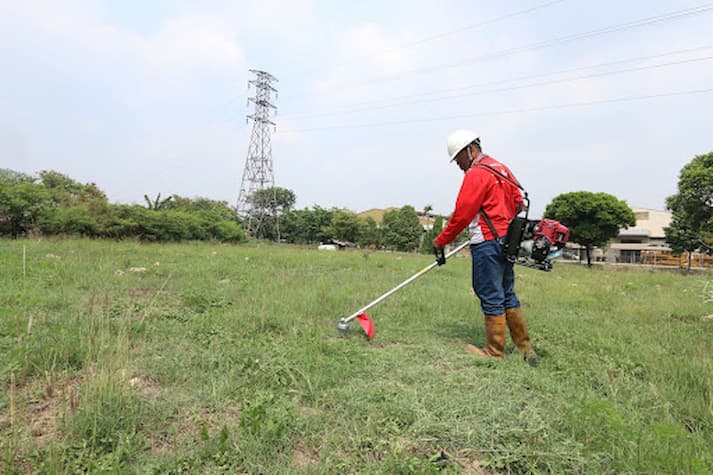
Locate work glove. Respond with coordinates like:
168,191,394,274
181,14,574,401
433,245,446,266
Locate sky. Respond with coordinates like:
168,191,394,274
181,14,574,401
2,0,713,218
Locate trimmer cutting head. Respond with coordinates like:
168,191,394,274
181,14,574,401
336,313,375,339
336,319,350,333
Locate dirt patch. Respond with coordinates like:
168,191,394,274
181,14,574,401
149,432,175,456
0,375,81,448
299,406,320,417
30,376,81,445
150,405,242,454
291,443,320,468
456,449,496,475
128,376,160,397
460,459,491,475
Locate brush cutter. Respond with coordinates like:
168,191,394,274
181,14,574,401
336,241,470,339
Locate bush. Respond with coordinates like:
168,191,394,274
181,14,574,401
208,219,245,242
1,169,246,242
39,205,100,237
97,204,139,238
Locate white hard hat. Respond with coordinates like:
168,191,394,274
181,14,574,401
447,129,480,161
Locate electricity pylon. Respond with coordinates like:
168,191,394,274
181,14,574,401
236,69,279,238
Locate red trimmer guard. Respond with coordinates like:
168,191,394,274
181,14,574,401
356,313,375,339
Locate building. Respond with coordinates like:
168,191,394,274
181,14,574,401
606,208,672,263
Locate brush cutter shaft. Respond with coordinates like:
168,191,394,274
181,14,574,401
341,241,470,325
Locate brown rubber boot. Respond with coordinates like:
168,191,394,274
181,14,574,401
505,307,539,366
466,314,506,358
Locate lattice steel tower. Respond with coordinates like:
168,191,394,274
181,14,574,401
236,69,279,238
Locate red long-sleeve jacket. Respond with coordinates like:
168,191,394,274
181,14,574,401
435,154,523,247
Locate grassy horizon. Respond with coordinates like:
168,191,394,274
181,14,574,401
1,238,712,473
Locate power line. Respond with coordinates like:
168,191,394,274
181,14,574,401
279,3,713,109
402,0,567,47
280,87,713,133
282,44,713,118
281,1,713,107
277,0,568,105
282,53,713,120
368,3,713,82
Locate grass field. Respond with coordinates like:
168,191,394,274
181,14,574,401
1,238,712,474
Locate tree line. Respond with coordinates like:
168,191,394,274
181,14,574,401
0,168,437,251
212,186,439,252
0,169,244,242
1,150,710,263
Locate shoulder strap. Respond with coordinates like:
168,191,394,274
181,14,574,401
474,162,526,240
480,209,500,240
475,163,525,191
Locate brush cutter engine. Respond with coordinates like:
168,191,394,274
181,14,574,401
516,218,570,271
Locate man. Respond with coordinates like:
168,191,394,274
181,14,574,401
433,129,538,365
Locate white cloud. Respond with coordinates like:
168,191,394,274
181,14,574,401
1,2,245,76
241,0,315,34
142,16,244,73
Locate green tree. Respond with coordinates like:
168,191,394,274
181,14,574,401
137,195,244,242
247,187,296,212
0,168,244,242
357,216,381,248
144,193,173,210
381,205,424,252
323,209,361,243
37,170,109,232
39,205,100,237
0,177,51,237
39,170,107,207
280,206,336,244
545,191,635,267
663,211,700,270
97,204,140,239
166,195,235,221
245,187,297,239
664,151,713,267
0,169,33,184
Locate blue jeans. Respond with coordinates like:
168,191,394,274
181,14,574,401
470,239,520,316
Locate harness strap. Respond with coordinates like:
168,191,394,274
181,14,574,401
480,209,500,240
474,162,526,240
475,163,525,191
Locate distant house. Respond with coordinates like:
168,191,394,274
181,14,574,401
606,208,672,263
557,207,713,267
564,208,672,263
